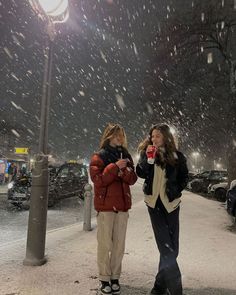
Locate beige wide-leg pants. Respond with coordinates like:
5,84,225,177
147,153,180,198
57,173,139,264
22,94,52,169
97,211,129,282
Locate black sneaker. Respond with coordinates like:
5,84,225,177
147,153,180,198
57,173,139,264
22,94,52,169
111,279,120,295
99,281,112,295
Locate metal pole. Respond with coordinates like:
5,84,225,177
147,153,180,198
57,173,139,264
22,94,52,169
39,36,53,154
24,32,53,266
83,184,93,231
195,155,198,173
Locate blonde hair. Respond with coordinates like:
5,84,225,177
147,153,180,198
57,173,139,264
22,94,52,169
100,123,127,149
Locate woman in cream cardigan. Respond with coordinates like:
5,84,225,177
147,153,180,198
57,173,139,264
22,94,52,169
136,124,188,295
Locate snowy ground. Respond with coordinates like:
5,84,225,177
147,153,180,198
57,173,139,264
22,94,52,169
0,184,236,295
0,193,93,246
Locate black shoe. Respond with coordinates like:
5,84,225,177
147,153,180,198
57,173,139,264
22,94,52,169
111,279,120,294
150,286,167,295
99,281,112,294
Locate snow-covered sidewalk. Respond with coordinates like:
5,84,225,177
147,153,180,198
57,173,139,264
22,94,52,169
0,184,7,195
0,190,236,295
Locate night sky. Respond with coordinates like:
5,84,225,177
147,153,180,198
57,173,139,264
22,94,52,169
0,0,236,169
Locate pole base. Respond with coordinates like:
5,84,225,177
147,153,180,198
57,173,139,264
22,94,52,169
23,256,47,266
24,154,49,267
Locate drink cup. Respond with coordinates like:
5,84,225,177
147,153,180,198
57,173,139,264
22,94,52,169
147,145,157,164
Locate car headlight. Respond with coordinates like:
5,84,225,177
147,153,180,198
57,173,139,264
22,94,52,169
8,182,14,189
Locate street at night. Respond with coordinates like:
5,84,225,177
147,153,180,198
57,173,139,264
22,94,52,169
0,192,90,246
1,184,236,294
0,183,144,246
1,0,236,294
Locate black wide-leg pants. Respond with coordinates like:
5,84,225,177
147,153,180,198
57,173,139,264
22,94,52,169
148,198,183,295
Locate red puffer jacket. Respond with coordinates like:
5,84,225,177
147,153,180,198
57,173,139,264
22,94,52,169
90,153,137,212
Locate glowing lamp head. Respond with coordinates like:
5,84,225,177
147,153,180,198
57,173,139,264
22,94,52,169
29,0,69,23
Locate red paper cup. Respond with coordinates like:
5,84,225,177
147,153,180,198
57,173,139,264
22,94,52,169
147,145,157,164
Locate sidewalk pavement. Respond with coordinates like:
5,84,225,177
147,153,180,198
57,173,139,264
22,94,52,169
0,191,236,295
0,184,7,195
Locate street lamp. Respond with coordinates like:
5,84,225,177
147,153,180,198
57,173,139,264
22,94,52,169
29,0,69,23
216,163,222,170
24,0,69,266
192,151,200,173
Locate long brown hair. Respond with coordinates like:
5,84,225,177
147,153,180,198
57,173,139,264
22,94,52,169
138,124,178,166
100,123,127,149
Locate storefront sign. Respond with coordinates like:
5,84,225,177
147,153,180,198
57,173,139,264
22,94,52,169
14,148,29,155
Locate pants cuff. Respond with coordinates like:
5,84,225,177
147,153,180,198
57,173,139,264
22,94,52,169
99,275,111,282
111,275,120,280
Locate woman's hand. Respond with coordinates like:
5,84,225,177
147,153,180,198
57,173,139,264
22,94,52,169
146,145,158,157
146,145,154,154
116,159,128,169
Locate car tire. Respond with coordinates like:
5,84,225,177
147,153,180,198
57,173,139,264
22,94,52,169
22,202,30,210
215,188,227,202
48,190,57,207
48,198,55,208
191,182,202,193
6,201,16,211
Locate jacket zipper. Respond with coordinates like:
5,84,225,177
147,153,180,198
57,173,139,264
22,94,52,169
120,178,127,210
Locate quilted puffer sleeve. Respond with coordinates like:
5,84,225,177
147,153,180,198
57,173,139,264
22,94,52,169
120,156,137,185
89,154,119,187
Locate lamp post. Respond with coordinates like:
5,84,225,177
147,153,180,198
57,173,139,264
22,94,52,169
192,151,200,173
24,0,69,266
216,163,222,170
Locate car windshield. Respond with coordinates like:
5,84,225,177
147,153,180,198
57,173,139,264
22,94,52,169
209,171,228,180
199,171,210,178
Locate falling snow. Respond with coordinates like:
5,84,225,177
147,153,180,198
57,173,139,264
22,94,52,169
0,0,235,171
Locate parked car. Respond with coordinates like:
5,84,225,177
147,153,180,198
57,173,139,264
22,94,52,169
188,171,197,182
189,170,228,194
186,172,199,190
48,162,88,206
7,162,88,208
226,180,236,217
48,164,59,180
7,173,32,209
208,182,228,201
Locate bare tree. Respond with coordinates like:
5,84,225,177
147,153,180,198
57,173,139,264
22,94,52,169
148,0,236,181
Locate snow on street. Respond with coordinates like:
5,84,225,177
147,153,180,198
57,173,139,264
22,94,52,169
180,191,235,291
123,187,236,294
0,184,235,295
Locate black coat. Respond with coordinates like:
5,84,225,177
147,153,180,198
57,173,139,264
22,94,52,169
136,150,189,202
98,145,133,167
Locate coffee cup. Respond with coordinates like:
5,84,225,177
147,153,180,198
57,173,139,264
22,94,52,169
146,145,157,164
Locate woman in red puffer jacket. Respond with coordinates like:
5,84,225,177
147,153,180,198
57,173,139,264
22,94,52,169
89,123,137,295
